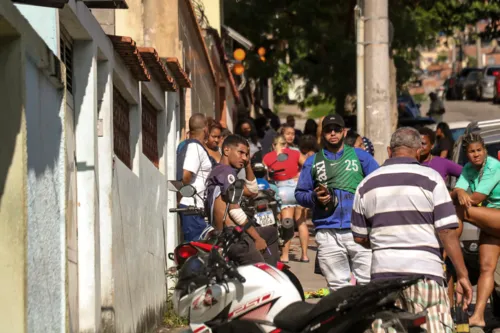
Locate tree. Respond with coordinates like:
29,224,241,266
223,0,499,114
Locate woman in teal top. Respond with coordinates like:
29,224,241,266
451,133,500,329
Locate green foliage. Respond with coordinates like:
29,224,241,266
413,93,428,103
163,296,188,328
467,56,478,67
163,270,188,328
307,102,336,119
273,63,293,104
437,51,448,63
223,0,500,113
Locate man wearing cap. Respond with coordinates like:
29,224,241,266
295,114,379,291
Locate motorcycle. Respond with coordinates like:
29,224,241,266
168,180,304,298
251,153,295,246
170,181,427,333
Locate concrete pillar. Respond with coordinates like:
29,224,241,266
73,40,101,333
97,59,114,329
0,36,27,333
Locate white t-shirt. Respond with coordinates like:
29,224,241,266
180,143,213,208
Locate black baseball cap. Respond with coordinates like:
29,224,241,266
322,114,345,129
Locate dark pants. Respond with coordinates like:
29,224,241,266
179,204,208,242
227,226,280,266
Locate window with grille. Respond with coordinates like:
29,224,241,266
142,96,159,168
60,28,74,94
113,87,132,168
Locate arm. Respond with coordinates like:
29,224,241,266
351,186,371,249
446,159,463,179
213,197,265,243
294,156,317,209
357,149,380,176
439,150,448,158
182,143,201,185
433,178,472,306
242,162,258,198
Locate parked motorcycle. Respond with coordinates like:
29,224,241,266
170,181,427,333
251,153,295,246
167,179,304,297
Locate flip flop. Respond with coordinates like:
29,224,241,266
280,260,289,264
299,259,310,263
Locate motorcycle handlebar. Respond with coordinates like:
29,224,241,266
169,207,204,216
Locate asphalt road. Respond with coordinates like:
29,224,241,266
285,99,500,132
430,100,500,123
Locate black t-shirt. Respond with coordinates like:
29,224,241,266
432,137,454,159
205,164,238,225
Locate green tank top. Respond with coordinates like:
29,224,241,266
311,145,364,194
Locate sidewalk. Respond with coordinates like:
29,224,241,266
286,222,326,297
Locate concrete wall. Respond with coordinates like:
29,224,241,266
179,0,216,117
0,1,68,332
0,28,27,333
110,156,167,333
25,56,66,333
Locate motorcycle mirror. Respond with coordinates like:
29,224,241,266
224,179,245,204
179,184,197,198
167,180,183,192
277,153,288,162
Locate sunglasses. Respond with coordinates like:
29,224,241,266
323,125,344,134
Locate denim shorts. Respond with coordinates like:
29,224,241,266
276,179,298,209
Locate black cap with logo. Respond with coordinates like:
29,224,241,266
322,114,345,129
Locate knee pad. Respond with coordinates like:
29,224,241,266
280,218,295,243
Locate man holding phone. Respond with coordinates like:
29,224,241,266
295,115,379,291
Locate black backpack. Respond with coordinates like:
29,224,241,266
176,139,217,181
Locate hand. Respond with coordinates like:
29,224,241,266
254,237,267,251
456,189,472,208
455,275,473,310
314,186,331,206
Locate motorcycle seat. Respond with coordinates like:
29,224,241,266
274,286,356,331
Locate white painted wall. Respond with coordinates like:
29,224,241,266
25,57,66,333
111,156,167,333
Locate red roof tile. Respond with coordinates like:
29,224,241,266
166,57,192,88
138,47,178,92
108,35,151,82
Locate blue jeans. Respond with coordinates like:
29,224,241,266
179,204,208,242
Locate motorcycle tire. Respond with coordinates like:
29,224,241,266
282,268,305,301
280,219,295,243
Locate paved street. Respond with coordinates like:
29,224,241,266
283,99,500,132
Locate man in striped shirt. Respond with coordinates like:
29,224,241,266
351,127,472,333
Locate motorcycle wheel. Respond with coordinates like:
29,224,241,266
282,268,305,301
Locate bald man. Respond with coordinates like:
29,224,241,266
177,113,215,241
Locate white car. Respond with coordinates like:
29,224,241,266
426,121,470,141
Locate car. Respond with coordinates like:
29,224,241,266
426,120,470,142
451,119,500,287
397,94,421,118
476,66,500,100
448,67,481,100
463,70,482,100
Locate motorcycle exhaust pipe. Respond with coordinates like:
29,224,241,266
280,218,295,243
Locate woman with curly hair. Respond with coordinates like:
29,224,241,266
451,133,500,329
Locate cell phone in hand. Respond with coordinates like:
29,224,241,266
318,183,328,192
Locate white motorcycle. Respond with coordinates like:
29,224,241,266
171,180,428,333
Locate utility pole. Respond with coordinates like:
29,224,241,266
476,23,483,67
364,0,391,164
355,5,365,137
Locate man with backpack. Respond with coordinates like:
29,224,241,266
176,113,215,241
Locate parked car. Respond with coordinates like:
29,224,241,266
448,67,481,100
475,66,500,100
426,120,470,141
493,73,500,104
463,70,482,100
451,119,500,286
397,94,421,118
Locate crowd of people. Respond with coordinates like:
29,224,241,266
176,110,500,332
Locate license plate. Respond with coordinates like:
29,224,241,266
255,210,275,227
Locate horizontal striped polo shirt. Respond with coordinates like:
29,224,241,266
351,157,459,282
